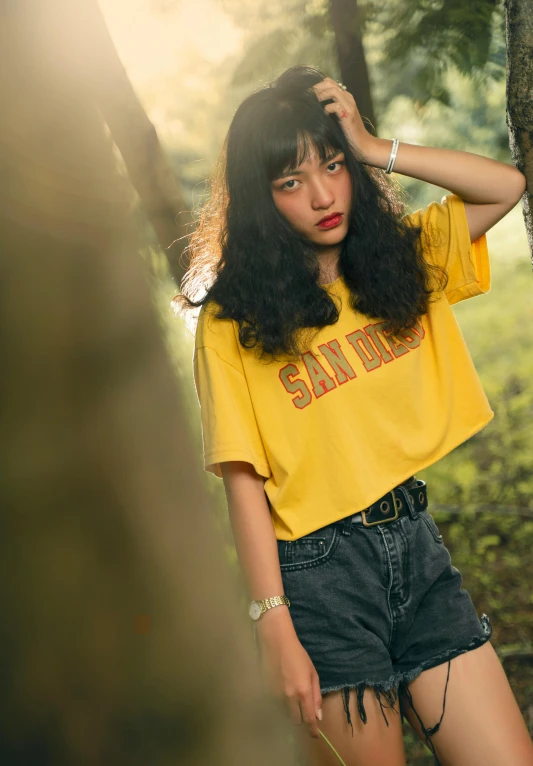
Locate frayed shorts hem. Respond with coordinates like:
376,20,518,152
319,613,492,765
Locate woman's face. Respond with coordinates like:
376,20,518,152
271,146,352,246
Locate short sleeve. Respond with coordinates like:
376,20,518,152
404,193,491,305
193,307,271,480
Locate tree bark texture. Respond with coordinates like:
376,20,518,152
328,0,377,135
0,3,301,763
504,0,533,265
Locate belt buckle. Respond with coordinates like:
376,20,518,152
361,489,400,527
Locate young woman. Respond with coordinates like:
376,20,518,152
174,66,532,766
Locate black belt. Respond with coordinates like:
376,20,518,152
356,476,428,528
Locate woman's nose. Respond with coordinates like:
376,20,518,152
311,180,335,209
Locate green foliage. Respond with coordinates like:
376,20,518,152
364,0,505,106
226,0,337,87
419,250,533,512
231,28,297,86
223,0,506,112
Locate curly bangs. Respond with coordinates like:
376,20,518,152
255,99,346,184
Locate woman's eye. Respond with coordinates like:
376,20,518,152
327,160,344,172
281,179,299,190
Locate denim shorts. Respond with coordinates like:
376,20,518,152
275,477,492,763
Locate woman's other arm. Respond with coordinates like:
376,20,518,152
221,460,293,634
221,460,323,738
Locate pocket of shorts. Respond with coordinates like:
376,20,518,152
277,525,340,571
420,510,444,543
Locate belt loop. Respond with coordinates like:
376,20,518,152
342,513,353,536
397,485,417,519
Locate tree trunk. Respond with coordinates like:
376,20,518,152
54,0,192,286
504,0,533,265
0,3,301,763
328,0,377,135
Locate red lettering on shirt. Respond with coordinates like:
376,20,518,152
278,319,427,407
345,329,382,372
363,322,394,363
279,364,312,409
317,340,357,385
302,352,336,398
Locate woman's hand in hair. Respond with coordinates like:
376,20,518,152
312,77,373,158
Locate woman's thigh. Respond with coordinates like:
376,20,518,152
299,686,406,766
400,641,533,766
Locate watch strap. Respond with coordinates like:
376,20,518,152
258,594,290,613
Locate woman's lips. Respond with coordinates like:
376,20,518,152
316,213,343,230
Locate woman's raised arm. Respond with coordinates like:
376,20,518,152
312,77,527,242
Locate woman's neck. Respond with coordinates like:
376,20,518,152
316,245,341,285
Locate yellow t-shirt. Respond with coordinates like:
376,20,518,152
193,194,493,540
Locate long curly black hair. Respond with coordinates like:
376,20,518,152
173,65,447,361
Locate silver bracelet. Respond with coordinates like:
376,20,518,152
386,138,399,174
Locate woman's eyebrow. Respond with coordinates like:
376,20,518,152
274,152,344,181
274,167,303,179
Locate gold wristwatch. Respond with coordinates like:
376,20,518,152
248,595,290,621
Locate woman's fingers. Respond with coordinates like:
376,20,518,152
324,101,350,120
312,79,356,122
260,634,324,740
314,85,351,106
311,671,323,722
313,76,371,153
287,694,303,726
285,685,321,738
313,77,352,98
315,76,345,90
299,688,322,739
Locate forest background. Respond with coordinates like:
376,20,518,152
99,0,533,757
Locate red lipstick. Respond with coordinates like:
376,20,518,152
316,213,343,230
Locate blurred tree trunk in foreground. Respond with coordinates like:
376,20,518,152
505,0,533,265
0,3,302,764
328,0,377,134
64,0,191,285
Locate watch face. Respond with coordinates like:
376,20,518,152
249,601,262,620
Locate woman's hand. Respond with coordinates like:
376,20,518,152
257,617,323,740
312,76,375,161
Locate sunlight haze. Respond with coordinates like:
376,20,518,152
99,0,242,84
